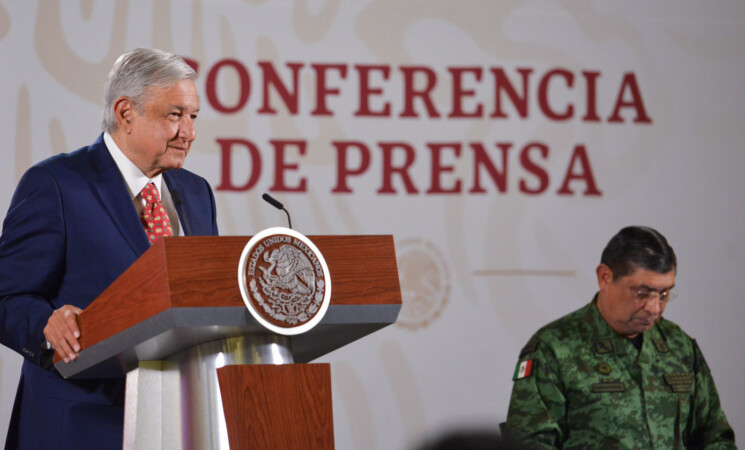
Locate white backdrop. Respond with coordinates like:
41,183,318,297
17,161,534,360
0,1,743,448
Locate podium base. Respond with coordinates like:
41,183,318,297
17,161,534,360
123,334,292,449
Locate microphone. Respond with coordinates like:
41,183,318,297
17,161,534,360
171,189,193,236
262,193,293,229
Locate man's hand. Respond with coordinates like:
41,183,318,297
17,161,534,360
43,305,83,363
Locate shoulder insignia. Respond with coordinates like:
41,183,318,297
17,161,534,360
592,379,626,393
595,340,614,354
513,359,533,381
664,372,693,393
653,339,669,353
519,340,538,358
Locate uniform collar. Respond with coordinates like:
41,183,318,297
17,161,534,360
586,295,665,358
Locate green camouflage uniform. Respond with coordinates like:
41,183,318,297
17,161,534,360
505,296,736,449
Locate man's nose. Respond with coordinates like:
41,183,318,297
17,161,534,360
179,118,196,141
644,295,663,315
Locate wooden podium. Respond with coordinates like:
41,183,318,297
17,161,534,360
54,235,402,449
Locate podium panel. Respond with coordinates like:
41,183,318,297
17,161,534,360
218,364,334,449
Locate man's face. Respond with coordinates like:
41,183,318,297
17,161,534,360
124,79,199,178
595,264,676,338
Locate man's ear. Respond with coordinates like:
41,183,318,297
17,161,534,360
596,264,613,291
113,97,135,133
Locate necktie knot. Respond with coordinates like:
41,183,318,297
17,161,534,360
140,183,173,244
141,183,161,206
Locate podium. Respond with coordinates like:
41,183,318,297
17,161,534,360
54,235,402,449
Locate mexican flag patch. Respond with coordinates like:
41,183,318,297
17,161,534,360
513,359,533,380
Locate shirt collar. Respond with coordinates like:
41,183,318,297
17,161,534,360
104,132,163,198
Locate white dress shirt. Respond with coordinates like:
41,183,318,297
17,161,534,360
103,132,183,236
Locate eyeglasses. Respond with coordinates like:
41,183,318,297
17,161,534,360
629,287,678,304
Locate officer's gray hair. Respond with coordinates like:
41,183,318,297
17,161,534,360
101,48,196,133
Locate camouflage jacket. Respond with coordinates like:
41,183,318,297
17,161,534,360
505,297,736,449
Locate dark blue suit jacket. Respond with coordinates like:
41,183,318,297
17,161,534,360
0,134,219,449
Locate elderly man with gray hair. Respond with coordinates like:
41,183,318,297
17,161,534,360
0,48,219,448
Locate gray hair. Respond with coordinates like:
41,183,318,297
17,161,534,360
101,48,196,133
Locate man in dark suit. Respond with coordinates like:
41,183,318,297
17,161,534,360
0,48,219,449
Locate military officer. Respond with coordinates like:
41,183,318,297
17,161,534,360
505,226,735,449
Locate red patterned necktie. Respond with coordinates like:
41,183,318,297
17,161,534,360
140,183,173,244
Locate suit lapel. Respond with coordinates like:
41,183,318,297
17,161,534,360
87,135,150,255
163,172,190,236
